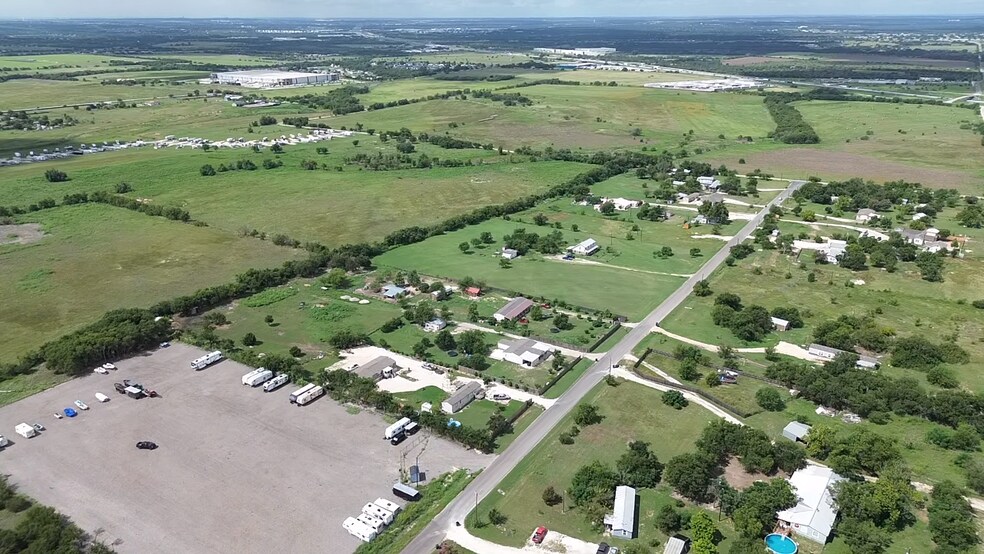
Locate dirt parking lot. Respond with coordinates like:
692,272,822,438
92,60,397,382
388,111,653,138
0,343,492,553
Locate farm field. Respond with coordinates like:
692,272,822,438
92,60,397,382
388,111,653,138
0,53,149,72
0,78,218,110
0,203,300,363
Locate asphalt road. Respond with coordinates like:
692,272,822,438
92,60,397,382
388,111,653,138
401,181,804,554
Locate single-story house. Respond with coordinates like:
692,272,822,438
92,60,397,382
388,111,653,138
441,381,482,414
771,316,791,331
493,297,534,322
381,284,406,299
594,197,642,212
782,421,812,443
703,192,725,204
465,287,482,297
490,338,552,367
913,212,928,221
860,228,890,242
808,344,844,360
603,485,636,539
855,208,878,224
777,466,845,544
423,318,447,333
792,239,846,265
431,287,450,299
501,248,519,260
692,215,708,225
570,238,600,256
663,535,691,554
857,355,880,370
353,356,399,381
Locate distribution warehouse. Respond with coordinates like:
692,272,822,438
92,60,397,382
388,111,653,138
207,70,338,87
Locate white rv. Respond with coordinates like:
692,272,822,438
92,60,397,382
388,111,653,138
15,423,36,439
356,513,386,534
342,517,377,542
263,373,289,392
191,350,223,370
374,498,402,516
362,502,394,525
384,417,412,440
242,368,273,387
295,385,324,406
289,383,317,403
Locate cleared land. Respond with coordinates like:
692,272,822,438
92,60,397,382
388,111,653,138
0,342,492,553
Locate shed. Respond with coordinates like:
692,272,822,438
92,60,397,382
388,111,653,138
857,355,880,370
570,238,600,256
603,485,636,539
441,381,482,414
782,421,812,443
663,535,691,554
354,356,399,381
493,297,534,322
771,316,791,331
807,344,844,360
501,248,519,260
382,284,406,299
465,287,482,297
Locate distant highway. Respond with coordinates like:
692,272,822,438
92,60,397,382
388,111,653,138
401,181,804,554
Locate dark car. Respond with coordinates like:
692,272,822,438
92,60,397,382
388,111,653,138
114,383,126,394
596,542,610,554
136,441,158,450
390,431,406,446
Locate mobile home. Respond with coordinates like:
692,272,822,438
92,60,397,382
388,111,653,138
392,482,421,502
356,513,386,534
342,517,376,542
384,417,412,440
374,498,402,515
289,383,317,403
295,385,324,406
14,423,36,439
263,373,289,392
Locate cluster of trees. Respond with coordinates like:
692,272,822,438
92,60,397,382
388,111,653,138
85,190,192,222
200,159,276,176
956,200,984,228
0,501,113,553
928,481,980,553
44,169,69,182
501,227,565,255
763,93,820,144
833,465,917,553
710,293,803,342
794,178,959,214
636,203,667,221
344,151,481,171
697,201,730,224
286,86,368,114
0,110,77,131
566,442,665,528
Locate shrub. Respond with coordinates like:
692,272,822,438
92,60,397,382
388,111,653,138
44,169,69,182
662,390,688,409
755,388,785,411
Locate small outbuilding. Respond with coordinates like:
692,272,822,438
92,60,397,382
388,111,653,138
381,284,406,299
771,316,791,331
465,286,482,297
501,248,519,260
441,381,482,414
570,238,600,256
663,535,691,554
423,318,447,333
354,356,399,381
782,421,812,443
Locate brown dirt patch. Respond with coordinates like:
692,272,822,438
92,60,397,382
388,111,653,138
723,56,780,66
709,148,979,192
0,223,44,246
722,457,775,490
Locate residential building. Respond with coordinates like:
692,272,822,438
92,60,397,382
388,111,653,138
604,485,636,539
423,318,447,333
570,238,600,256
501,248,519,260
792,239,846,265
663,535,691,554
895,227,954,253
702,193,725,204
855,208,878,224
776,466,845,544
808,344,844,360
441,381,482,413
771,316,791,331
594,197,642,212
381,284,406,299
491,338,552,367
493,297,534,322
465,286,482,297
782,421,812,443
857,355,880,370
354,356,399,381
859,228,890,242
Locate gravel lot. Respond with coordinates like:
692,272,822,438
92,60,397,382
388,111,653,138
0,343,492,553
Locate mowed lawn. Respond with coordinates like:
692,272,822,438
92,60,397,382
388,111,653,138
374,217,686,320
469,381,721,548
0,204,299,361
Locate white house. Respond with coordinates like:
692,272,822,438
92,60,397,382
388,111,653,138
501,248,519,260
792,239,845,265
777,466,845,544
423,318,447,333
570,238,600,256
855,208,878,224
604,485,636,539
441,381,482,414
808,343,843,360
490,338,553,367
771,316,791,331
595,197,642,212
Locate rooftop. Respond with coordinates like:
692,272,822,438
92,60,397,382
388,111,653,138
604,485,636,533
777,466,845,538
783,421,812,440
354,356,398,378
445,381,482,405
495,297,534,320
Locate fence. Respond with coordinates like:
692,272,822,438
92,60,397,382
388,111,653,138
631,366,751,420
588,322,623,353
647,348,784,387
537,356,584,396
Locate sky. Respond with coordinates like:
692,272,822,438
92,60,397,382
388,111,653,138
8,0,984,19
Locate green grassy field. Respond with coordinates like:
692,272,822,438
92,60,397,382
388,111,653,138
0,54,149,72
0,204,299,362
542,358,593,399
0,78,218,110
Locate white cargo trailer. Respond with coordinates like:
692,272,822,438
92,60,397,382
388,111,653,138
15,423,36,439
362,502,394,525
342,517,377,542
242,368,273,387
374,498,402,515
263,373,289,392
191,350,223,370
289,383,316,403
356,513,386,534
296,385,324,406
384,417,412,440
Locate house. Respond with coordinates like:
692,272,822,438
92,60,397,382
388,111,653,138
782,421,812,443
431,287,450,299
465,287,482,297
493,297,534,322
771,316,791,331
895,228,954,253
808,344,844,360
491,338,552,367
594,197,642,212
703,192,725,204
353,356,399,381
381,284,406,299
859,228,890,242
570,238,600,256
692,215,708,225
857,355,880,370
603,485,636,539
663,535,691,554
792,239,845,265
441,381,482,413
501,248,519,260
912,212,928,221
855,208,878,224
423,318,447,333
776,466,846,544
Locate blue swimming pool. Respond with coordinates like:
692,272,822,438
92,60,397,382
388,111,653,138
765,533,798,554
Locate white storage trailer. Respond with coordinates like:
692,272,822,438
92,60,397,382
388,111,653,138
384,417,412,440
374,498,402,515
296,385,324,406
191,350,223,370
94,392,110,403
242,368,273,387
263,373,289,392
289,383,316,403
342,517,377,542
362,502,394,525
356,513,386,534
15,423,36,439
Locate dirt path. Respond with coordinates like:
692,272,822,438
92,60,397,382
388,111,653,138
544,255,693,278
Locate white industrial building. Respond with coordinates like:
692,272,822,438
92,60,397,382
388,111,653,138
207,70,338,88
533,47,616,57
490,338,553,367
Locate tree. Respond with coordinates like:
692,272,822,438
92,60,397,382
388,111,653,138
573,403,603,426
44,169,69,182
690,247,702,257
435,330,456,351
487,411,512,437
690,512,717,553
755,388,785,411
456,330,490,355
568,461,618,506
540,485,563,507
837,520,892,554
679,358,701,382
529,305,544,321
929,481,979,552
616,441,664,489
664,452,714,501
458,242,471,253
487,508,507,525
242,332,258,346
320,268,351,289
380,317,404,333
264,315,275,325
553,313,573,330
662,390,689,409
655,505,682,534
533,212,549,225
693,280,712,297
732,480,796,539
289,345,303,357
599,201,615,215
406,301,436,325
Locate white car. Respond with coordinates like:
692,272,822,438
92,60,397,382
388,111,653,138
93,366,109,375
53,413,63,419
74,400,89,411
101,363,117,371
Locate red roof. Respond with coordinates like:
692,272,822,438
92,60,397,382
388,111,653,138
466,287,481,296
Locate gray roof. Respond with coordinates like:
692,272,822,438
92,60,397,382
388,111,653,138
445,381,481,406
355,356,397,379
382,284,406,297
809,344,845,356
663,536,690,554
783,421,812,440
502,338,548,357
608,485,635,533
857,355,880,367
495,297,534,320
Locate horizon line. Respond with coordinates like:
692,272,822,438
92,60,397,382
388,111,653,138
2,14,984,21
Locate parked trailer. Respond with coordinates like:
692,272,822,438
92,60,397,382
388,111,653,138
242,368,273,387
94,392,110,403
296,385,324,406
191,350,223,370
263,373,289,392
374,498,402,515
356,513,386,534
289,383,317,403
342,517,377,543
392,482,421,502
15,423,36,439
384,417,412,440
362,502,394,525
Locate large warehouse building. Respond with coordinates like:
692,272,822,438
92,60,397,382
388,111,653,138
207,70,338,88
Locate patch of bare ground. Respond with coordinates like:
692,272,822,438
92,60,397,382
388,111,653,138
723,56,780,66
0,223,44,246
722,457,777,490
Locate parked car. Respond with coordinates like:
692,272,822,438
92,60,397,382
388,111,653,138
93,366,109,375
159,342,170,348
135,441,158,450
596,542,610,554
492,393,511,401
74,400,89,411
32,423,45,432
101,363,117,371
114,383,126,394
532,526,548,544
63,408,77,418
53,413,63,419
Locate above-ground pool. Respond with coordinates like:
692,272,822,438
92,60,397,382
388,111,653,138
765,533,798,554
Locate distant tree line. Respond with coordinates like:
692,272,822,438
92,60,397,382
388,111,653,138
283,85,368,115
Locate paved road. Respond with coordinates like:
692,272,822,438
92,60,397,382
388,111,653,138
401,181,804,554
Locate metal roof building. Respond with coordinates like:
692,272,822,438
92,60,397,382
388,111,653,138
603,485,636,539
493,297,534,322
782,421,812,443
354,356,398,381
441,381,482,414
777,465,845,544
